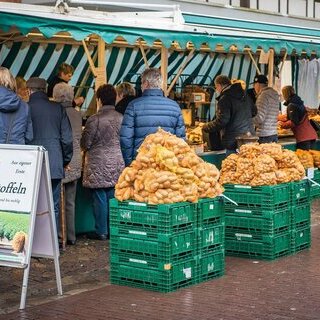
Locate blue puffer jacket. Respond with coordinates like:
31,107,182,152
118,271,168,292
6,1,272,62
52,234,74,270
0,86,33,144
120,89,185,166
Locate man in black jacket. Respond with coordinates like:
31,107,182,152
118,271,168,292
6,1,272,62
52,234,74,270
202,75,256,154
26,77,73,235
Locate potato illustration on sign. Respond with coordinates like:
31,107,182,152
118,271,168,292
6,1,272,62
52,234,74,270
12,231,27,253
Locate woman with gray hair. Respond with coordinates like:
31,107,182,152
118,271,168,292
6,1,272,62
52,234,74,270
53,82,82,246
0,67,33,144
115,82,136,115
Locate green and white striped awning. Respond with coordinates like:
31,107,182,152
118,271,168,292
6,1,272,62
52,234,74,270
0,41,268,110
1,2,320,54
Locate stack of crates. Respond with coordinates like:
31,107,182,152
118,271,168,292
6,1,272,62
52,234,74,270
290,180,311,253
224,183,292,260
196,198,225,283
224,180,311,260
109,197,225,292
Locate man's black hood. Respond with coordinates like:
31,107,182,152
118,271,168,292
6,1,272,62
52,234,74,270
216,83,245,101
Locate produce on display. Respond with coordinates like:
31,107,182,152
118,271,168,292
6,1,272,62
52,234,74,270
115,128,223,204
220,143,305,186
186,125,203,144
296,149,320,169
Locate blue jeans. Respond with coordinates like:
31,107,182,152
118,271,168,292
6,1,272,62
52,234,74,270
51,179,62,235
258,135,278,144
91,187,115,236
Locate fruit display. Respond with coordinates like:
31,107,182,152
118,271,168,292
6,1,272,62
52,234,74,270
220,143,305,186
115,128,223,204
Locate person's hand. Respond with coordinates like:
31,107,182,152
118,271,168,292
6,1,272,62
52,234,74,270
64,165,70,171
202,123,210,133
74,96,84,106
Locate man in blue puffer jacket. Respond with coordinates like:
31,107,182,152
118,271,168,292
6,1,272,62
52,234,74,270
120,68,185,166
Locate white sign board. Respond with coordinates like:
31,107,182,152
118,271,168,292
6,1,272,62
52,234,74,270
0,144,62,310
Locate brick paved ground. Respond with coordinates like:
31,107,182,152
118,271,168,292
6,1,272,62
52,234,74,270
1,202,320,320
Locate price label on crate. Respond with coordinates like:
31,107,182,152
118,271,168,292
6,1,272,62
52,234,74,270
307,168,315,179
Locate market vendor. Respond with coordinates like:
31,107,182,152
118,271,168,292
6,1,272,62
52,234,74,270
47,62,84,107
279,85,317,150
202,75,255,155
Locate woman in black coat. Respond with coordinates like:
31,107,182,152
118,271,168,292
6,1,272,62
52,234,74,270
115,82,136,115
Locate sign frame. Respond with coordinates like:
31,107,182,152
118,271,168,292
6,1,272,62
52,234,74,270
0,144,62,310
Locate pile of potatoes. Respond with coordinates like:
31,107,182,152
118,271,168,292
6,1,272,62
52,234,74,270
296,149,320,169
115,128,223,204
220,143,305,186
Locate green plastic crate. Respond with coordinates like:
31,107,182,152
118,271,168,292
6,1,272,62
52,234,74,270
197,197,224,226
290,180,310,205
291,203,311,229
110,258,196,292
110,231,196,265
225,209,290,235
196,223,225,255
196,250,225,283
110,199,195,233
310,183,320,199
291,225,311,253
225,232,291,260
223,183,290,208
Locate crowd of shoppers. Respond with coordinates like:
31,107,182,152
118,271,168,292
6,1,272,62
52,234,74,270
1,60,319,246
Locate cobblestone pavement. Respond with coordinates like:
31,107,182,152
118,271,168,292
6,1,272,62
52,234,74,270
1,200,320,320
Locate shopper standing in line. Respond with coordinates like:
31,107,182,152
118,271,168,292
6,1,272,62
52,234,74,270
81,84,125,241
0,67,33,144
53,82,82,246
120,68,185,166
27,77,73,235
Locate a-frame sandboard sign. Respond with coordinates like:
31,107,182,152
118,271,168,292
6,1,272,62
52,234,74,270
0,144,62,309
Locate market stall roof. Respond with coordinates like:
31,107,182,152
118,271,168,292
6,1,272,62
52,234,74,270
1,1,320,54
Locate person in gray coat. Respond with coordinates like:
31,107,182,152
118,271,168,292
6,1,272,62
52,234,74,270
252,75,280,143
27,77,73,236
53,83,82,246
81,84,125,240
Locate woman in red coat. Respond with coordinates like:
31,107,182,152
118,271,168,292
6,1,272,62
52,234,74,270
279,86,317,150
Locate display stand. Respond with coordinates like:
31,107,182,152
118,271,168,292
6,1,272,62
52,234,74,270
0,144,62,310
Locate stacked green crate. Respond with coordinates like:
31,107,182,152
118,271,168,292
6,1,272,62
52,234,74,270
224,183,292,260
290,180,311,253
196,198,225,283
308,169,320,199
109,199,198,292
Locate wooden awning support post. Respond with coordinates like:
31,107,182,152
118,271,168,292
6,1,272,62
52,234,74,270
139,41,150,69
82,36,107,92
167,48,195,96
279,50,288,75
268,48,274,87
161,46,168,96
247,50,261,75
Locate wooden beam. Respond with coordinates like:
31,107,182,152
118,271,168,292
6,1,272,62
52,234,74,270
161,46,168,95
74,49,98,99
82,39,97,77
95,36,107,90
139,41,150,68
268,48,274,87
247,50,261,75
279,50,288,76
167,49,195,95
